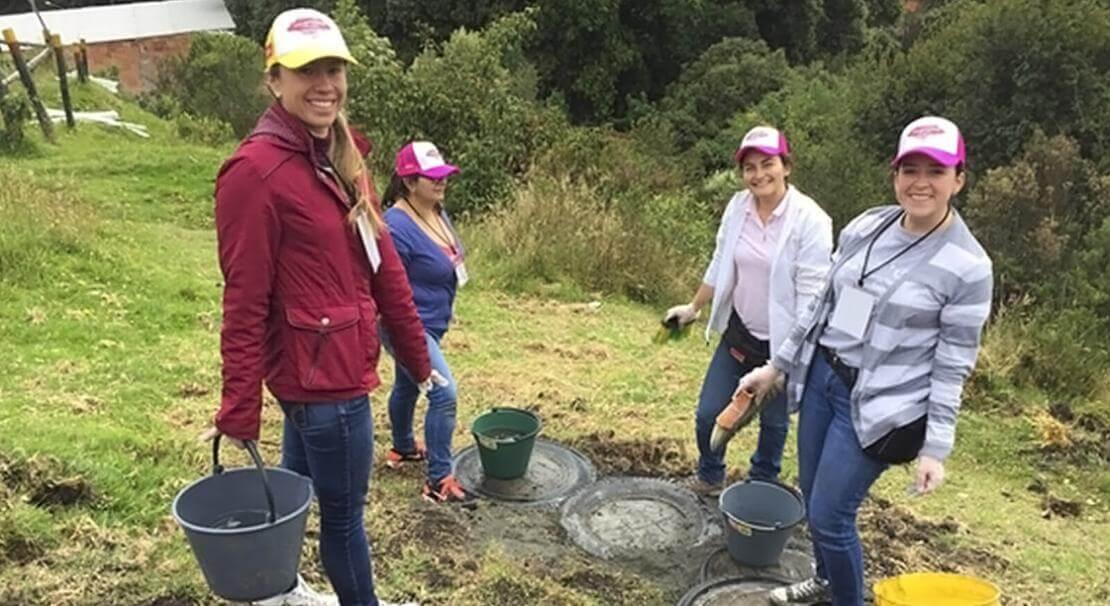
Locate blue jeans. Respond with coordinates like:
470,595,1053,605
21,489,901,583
797,353,888,606
695,338,789,484
386,328,458,483
281,396,380,606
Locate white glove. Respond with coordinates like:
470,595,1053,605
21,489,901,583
417,369,449,394
663,303,700,327
736,364,783,399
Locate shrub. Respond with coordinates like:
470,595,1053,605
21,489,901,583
655,37,792,166
174,112,237,146
154,32,270,137
468,177,699,303
0,92,31,154
963,132,1109,304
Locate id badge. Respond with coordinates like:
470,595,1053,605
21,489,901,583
355,212,381,273
455,260,469,287
828,286,875,340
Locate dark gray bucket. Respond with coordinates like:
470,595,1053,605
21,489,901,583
718,479,805,567
172,437,314,602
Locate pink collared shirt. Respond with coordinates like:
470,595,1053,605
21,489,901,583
731,195,788,339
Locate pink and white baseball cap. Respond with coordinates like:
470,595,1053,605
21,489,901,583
394,141,460,179
892,116,966,167
735,126,790,162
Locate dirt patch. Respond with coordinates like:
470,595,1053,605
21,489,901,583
0,533,46,565
859,496,1008,580
559,565,664,603
522,341,612,361
1,453,96,509
177,382,210,398
1040,494,1083,519
568,431,691,477
29,477,95,508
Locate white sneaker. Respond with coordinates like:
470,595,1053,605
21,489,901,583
768,576,830,605
251,574,338,606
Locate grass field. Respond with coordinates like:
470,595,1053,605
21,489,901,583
0,82,1106,605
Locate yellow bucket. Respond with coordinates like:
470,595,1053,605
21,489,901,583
873,572,1001,606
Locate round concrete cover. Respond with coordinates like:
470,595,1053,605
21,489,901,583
453,438,596,505
700,546,814,583
560,477,721,559
676,575,792,606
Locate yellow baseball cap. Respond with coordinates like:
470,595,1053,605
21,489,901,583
264,8,358,71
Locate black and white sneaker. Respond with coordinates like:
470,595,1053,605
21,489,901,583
768,576,831,604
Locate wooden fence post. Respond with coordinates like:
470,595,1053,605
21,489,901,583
2,28,54,143
48,33,74,129
79,39,89,81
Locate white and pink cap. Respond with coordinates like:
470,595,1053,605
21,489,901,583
892,116,966,167
394,141,460,179
735,126,790,162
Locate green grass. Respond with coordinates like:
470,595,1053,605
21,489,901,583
0,94,1107,605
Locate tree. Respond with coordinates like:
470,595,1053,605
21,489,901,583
225,0,335,42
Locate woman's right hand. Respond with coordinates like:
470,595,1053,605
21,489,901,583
736,364,783,399
198,426,246,450
663,303,699,327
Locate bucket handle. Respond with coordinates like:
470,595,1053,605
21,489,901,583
212,434,278,525
726,515,782,534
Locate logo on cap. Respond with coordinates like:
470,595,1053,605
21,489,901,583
907,124,945,139
288,18,331,34
425,149,441,159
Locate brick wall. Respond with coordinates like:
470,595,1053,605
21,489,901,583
84,33,193,94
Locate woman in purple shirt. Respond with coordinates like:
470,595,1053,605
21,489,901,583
380,141,469,503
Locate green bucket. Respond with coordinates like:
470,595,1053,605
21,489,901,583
471,407,542,480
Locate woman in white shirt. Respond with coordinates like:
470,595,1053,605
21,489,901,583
665,126,833,495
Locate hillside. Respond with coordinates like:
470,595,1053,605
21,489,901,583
0,78,1107,605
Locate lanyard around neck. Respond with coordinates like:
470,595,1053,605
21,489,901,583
858,206,950,287
403,199,454,247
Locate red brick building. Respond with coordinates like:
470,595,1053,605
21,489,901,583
0,0,234,94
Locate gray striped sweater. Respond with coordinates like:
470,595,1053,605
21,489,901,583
772,205,993,461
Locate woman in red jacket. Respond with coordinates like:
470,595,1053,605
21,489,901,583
202,8,432,606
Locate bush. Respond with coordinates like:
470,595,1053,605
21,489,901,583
174,112,237,146
0,92,31,154
154,32,270,137
654,37,792,168
468,177,699,303
0,167,95,287
854,0,1110,173
963,132,1109,303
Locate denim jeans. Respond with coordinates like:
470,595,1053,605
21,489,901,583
694,338,789,484
280,396,380,606
385,328,458,483
797,353,888,606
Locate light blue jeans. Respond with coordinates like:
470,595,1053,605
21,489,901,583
385,328,458,483
694,338,789,484
797,353,889,606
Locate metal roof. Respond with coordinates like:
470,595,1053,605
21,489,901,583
0,0,234,46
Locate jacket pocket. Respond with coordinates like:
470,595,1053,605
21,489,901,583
285,305,363,391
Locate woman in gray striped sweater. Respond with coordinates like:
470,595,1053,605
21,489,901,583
740,116,994,606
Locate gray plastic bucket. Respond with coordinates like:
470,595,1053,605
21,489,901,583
172,436,314,602
718,479,805,567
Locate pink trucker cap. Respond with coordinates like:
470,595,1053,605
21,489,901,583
892,116,966,167
735,126,790,162
394,141,460,179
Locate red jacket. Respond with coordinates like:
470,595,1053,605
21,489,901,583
213,104,431,440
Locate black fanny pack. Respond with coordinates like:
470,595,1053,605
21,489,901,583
863,415,927,464
723,311,770,366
